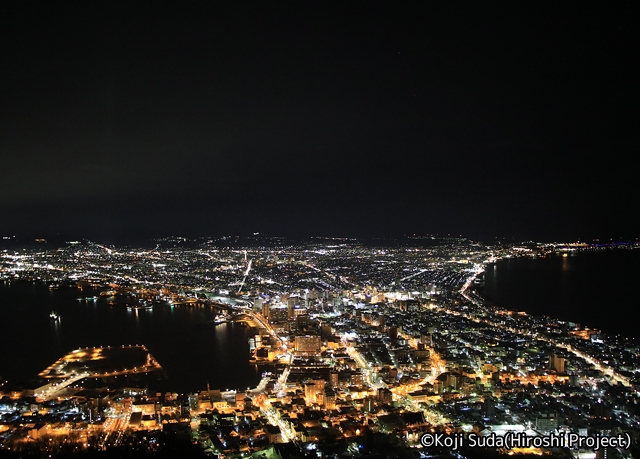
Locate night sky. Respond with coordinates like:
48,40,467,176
1,3,638,242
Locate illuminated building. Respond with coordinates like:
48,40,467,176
549,354,565,374
378,388,393,404
350,372,364,387
294,335,321,354
535,413,558,432
329,370,339,388
304,382,316,404
269,305,288,323
324,389,336,410
287,297,296,320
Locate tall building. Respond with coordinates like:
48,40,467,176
304,378,326,405
363,396,375,413
304,383,317,405
421,328,433,347
535,413,558,432
287,297,295,320
296,314,312,330
324,389,336,410
350,372,364,387
549,354,565,374
295,335,321,354
320,323,332,340
378,388,393,404
269,306,288,324
329,370,339,388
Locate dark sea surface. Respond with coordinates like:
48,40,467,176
0,281,260,393
482,248,640,341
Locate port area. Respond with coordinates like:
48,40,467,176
35,345,162,401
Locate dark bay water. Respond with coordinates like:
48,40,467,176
482,248,640,341
0,281,260,393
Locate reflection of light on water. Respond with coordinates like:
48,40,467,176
51,317,60,335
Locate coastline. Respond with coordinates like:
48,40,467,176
474,247,640,342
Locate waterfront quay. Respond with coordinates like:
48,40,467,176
38,345,162,381
29,345,163,402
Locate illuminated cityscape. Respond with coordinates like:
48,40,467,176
1,1,638,458
1,237,639,458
